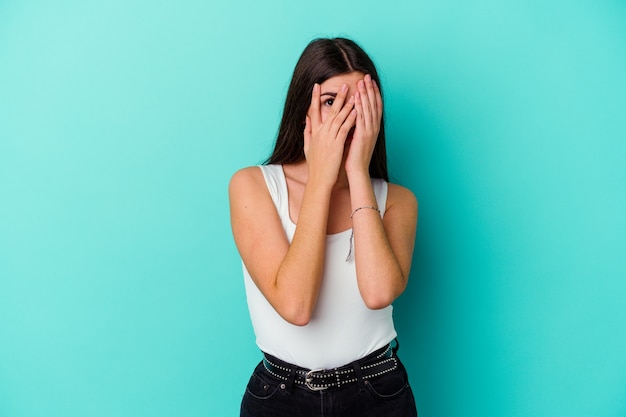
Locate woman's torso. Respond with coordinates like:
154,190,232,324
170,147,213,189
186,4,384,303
241,164,397,369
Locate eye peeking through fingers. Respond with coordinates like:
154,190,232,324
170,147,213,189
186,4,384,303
321,91,338,107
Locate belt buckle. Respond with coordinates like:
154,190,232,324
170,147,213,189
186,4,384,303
304,369,327,391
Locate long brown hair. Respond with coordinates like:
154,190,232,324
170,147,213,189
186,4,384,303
266,38,388,181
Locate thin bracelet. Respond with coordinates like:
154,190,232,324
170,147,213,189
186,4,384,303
346,206,381,262
350,206,380,218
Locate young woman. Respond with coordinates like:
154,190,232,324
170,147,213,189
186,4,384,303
229,37,418,417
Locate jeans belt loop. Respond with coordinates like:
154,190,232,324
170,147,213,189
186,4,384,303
351,359,366,390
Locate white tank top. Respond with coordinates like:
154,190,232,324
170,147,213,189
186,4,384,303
242,164,397,369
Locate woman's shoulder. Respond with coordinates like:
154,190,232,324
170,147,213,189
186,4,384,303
386,182,418,211
230,164,287,188
229,166,266,196
230,165,262,180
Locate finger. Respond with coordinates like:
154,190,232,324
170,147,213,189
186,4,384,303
337,109,357,141
304,115,311,153
325,84,350,124
357,79,372,130
309,83,321,127
364,75,378,126
329,94,355,136
372,78,383,121
354,91,365,126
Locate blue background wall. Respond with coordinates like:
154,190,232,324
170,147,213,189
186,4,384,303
1,1,625,416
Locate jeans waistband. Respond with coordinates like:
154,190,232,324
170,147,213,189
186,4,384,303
262,342,399,391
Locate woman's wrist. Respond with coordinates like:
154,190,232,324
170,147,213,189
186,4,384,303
347,168,378,213
346,166,371,184
307,168,342,191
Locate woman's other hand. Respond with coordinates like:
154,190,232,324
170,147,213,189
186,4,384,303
345,74,382,176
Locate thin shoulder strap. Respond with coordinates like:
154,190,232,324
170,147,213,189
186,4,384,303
372,178,389,217
258,164,288,214
258,165,295,239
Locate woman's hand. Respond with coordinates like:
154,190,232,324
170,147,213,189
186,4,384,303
344,74,383,176
304,83,357,187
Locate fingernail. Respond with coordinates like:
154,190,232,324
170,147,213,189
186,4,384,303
365,74,371,82
348,95,355,103
341,84,348,92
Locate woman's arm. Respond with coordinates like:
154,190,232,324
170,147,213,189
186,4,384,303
229,83,356,326
229,166,331,326
348,174,418,309
345,74,418,308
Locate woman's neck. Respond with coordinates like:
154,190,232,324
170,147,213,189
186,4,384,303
285,160,351,191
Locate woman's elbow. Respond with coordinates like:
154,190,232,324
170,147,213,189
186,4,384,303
277,305,313,326
360,280,406,310
362,294,395,310
285,313,312,326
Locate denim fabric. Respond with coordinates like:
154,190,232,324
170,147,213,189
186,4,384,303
240,352,417,417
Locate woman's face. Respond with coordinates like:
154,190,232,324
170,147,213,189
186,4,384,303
317,71,365,123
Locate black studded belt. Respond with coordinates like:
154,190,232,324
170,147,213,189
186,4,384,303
262,343,398,391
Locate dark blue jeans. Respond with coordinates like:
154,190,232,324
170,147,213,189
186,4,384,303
240,348,417,417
